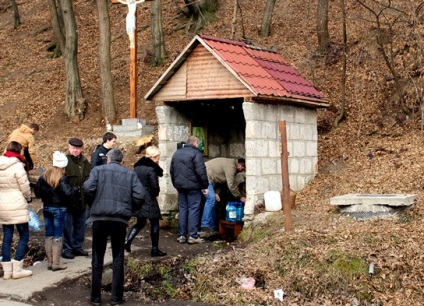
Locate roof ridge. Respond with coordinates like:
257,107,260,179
199,34,246,47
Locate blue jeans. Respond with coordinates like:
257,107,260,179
63,208,87,252
2,223,30,262
178,189,202,239
91,221,126,303
43,206,67,239
201,182,217,230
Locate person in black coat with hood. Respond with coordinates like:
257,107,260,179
124,145,167,257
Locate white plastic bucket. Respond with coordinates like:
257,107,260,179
264,191,282,212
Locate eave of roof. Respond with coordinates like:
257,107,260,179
145,35,329,108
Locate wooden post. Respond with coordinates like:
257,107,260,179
112,0,154,118
279,121,293,231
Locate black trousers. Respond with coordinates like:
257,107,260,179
91,220,126,302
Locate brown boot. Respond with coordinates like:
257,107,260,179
52,238,67,271
45,237,53,270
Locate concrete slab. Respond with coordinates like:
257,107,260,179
330,193,417,207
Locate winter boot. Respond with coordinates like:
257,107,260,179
124,226,140,253
45,236,53,270
151,231,167,257
12,259,32,279
1,261,12,280
52,238,67,271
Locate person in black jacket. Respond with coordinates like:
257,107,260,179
124,146,166,257
34,151,78,271
84,148,145,306
90,132,117,169
170,136,209,244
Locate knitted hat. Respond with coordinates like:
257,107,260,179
53,151,68,168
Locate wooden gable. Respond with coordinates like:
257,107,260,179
151,44,251,102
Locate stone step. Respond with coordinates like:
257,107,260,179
330,193,416,207
330,193,417,215
108,118,154,137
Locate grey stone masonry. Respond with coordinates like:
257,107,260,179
110,118,154,137
243,102,318,216
330,194,417,214
155,103,320,218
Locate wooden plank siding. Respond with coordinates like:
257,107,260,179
186,46,252,100
153,45,252,102
151,63,187,101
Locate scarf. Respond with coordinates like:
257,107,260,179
4,151,29,171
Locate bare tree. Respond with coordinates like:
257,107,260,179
60,0,84,120
181,0,219,34
231,0,237,40
47,0,65,58
10,0,20,29
355,0,411,116
334,0,347,127
151,0,166,66
316,0,331,53
259,0,276,37
97,0,116,121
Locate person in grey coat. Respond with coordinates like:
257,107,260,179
124,146,166,257
83,148,145,306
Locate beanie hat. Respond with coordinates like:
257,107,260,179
53,151,68,168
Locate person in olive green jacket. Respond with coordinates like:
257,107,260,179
62,138,91,259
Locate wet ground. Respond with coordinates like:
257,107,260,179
25,224,227,306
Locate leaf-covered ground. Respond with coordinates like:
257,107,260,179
1,0,424,305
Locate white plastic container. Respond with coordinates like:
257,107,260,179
264,191,282,211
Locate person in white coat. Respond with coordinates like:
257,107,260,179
0,141,33,279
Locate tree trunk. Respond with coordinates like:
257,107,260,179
316,0,331,53
47,0,65,56
11,0,20,29
97,0,116,121
60,0,83,120
151,0,165,66
259,0,276,37
231,0,237,40
334,0,347,127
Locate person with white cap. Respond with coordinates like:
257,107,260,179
62,137,91,259
35,151,79,271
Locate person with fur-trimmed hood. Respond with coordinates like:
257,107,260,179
124,146,166,257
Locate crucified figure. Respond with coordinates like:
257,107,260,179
118,0,145,49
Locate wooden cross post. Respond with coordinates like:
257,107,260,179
112,0,153,118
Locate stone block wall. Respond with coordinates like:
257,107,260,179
156,102,318,217
243,102,318,215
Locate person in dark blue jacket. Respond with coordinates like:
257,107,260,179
83,148,145,306
35,151,78,271
170,136,209,244
124,145,166,257
90,132,117,169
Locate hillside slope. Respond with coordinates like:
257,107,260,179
1,0,424,304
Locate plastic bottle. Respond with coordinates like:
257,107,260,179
28,209,43,232
235,202,244,221
226,202,237,222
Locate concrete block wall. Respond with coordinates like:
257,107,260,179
243,102,318,215
156,103,318,216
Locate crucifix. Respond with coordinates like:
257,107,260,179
112,0,154,118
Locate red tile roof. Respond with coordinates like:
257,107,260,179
199,35,327,104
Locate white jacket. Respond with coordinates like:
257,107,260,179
0,156,31,225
